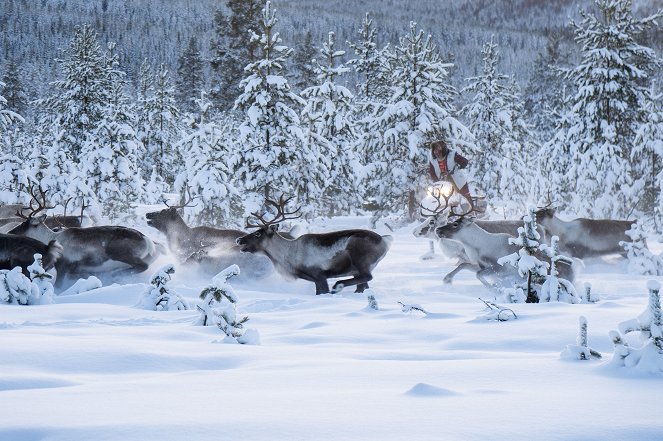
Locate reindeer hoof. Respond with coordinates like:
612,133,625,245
331,283,344,294
443,277,453,284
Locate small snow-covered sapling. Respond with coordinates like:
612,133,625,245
138,264,189,311
0,267,41,305
366,292,379,311
478,298,517,321
197,265,253,343
620,221,663,276
561,316,601,360
398,301,428,315
27,253,55,303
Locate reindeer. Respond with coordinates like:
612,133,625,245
435,215,576,288
0,233,63,276
235,196,392,295
533,207,635,259
9,189,159,285
413,193,537,283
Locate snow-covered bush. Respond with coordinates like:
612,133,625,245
0,267,42,305
478,298,517,321
398,301,428,315
561,316,601,360
620,221,663,276
366,290,379,311
539,236,580,303
137,264,188,311
609,281,663,373
59,276,103,296
196,265,258,344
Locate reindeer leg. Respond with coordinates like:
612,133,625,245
332,273,373,294
315,279,330,295
355,283,369,293
443,262,479,284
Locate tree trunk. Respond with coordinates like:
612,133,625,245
525,271,538,303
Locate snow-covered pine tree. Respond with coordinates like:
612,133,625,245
234,1,307,206
209,0,262,111
143,64,182,188
632,85,663,230
462,36,535,214
564,0,662,218
1,59,28,117
522,32,570,142
498,209,549,303
175,36,204,115
27,253,55,303
300,31,359,217
346,13,390,102
292,30,317,93
196,265,257,344
364,21,472,220
0,74,27,202
40,24,108,160
137,264,189,311
539,236,580,303
174,91,242,227
620,220,663,276
610,281,663,372
81,42,144,221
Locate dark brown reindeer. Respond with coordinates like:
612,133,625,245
235,196,392,295
0,233,63,276
9,190,160,285
533,207,635,259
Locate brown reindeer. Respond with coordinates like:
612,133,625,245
236,195,392,295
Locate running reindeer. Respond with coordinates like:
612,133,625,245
235,195,392,295
533,206,635,259
145,195,274,278
10,186,160,286
413,192,543,283
434,210,576,288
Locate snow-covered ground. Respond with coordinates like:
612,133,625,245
1,216,662,441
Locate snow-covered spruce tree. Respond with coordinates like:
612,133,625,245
40,24,109,160
196,265,258,344
564,0,662,218
364,21,472,220
522,32,571,142
0,267,41,306
462,36,536,215
620,220,663,275
632,85,663,230
1,59,28,117
137,264,189,311
142,64,182,188
610,281,663,372
234,1,307,206
81,42,144,221
174,92,243,227
346,13,390,102
539,236,580,303
498,210,549,303
0,73,27,201
292,30,317,93
175,36,204,115
300,31,360,217
209,0,262,111
561,316,602,360
27,253,55,303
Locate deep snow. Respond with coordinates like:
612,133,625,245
1,215,662,441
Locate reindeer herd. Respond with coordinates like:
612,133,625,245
0,183,639,296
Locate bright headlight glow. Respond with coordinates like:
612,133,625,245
426,181,454,198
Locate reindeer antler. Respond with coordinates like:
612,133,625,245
164,185,199,209
17,183,55,219
245,194,302,229
420,189,453,217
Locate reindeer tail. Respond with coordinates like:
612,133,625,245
44,240,64,270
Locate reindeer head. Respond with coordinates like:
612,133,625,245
146,190,198,233
236,195,301,253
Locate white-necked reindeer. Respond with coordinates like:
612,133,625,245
236,196,392,295
9,190,159,285
413,193,535,283
435,213,576,288
533,207,635,259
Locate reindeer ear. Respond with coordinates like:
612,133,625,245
269,224,280,233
